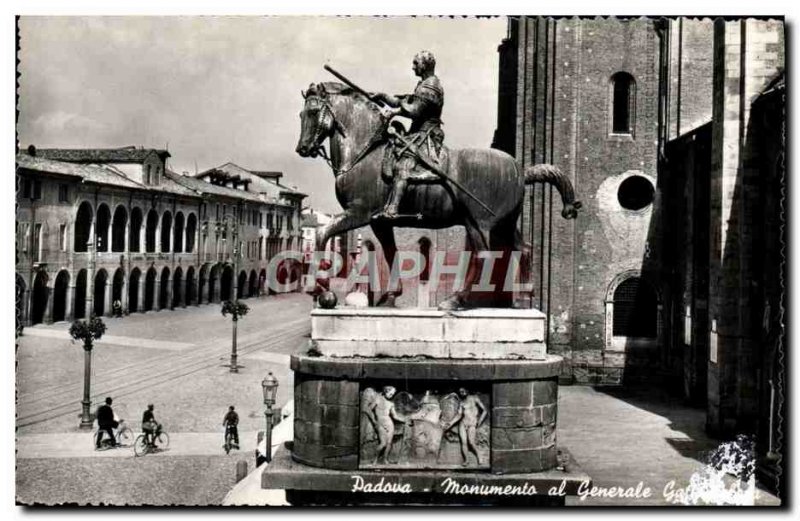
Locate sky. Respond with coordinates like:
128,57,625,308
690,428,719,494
17,16,507,214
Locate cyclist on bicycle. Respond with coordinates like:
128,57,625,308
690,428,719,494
95,397,118,449
141,403,162,447
223,405,240,448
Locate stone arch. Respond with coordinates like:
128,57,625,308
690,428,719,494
74,201,93,252
144,267,157,311
74,269,87,319
145,209,159,253
185,213,197,253
209,264,221,303
172,266,183,308
93,269,108,317
259,268,267,297
30,271,49,325
111,205,128,252
248,270,258,298
198,264,209,304
160,211,173,253
185,266,196,306
220,265,233,301
129,267,141,313
112,267,125,305
96,204,111,253
173,211,185,253
237,270,247,299
129,207,143,252
159,266,171,310
52,270,70,322
604,270,662,351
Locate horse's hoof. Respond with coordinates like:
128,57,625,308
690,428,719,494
375,292,399,307
437,296,464,311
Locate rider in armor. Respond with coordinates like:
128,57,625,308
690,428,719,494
374,50,444,219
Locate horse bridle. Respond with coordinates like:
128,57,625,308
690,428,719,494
303,90,387,177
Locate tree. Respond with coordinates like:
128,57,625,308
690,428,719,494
69,315,107,429
221,300,249,373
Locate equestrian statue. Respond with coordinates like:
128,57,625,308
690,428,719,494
296,50,581,310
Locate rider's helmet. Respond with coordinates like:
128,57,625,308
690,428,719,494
147,403,154,409
229,405,235,411
105,397,112,405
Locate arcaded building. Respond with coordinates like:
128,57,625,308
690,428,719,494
15,147,306,328
493,16,785,484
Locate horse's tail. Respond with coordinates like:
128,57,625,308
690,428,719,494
523,164,582,219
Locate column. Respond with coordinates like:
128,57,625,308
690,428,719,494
169,221,174,254
166,275,174,310
136,277,145,313
124,219,130,253
104,283,113,318
22,288,30,327
154,280,161,311
65,285,75,322
43,285,54,324
122,275,129,315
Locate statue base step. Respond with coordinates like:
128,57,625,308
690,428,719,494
263,444,590,506
311,307,546,359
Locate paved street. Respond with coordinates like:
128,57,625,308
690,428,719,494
16,292,311,435
16,292,311,506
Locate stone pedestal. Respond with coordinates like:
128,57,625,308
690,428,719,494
311,307,546,359
262,307,588,506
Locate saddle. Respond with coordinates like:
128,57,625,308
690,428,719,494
381,124,450,184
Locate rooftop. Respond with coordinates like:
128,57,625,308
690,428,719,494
17,152,146,190
31,146,170,164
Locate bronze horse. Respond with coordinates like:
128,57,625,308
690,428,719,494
296,82,581,309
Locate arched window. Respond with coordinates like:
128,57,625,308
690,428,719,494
145,210,158,253
111,206,127,252
160,211,172,253
185,214,197,253
129,208,143,252
173,212,185,253
612,277,657,337
610,72,635,135
74,202,93,252
95,204,111,252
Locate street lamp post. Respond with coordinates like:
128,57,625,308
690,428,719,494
261,372,279,464
219,215,244,372
69,315,107,429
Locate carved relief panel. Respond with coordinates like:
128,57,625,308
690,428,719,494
359,382,490,470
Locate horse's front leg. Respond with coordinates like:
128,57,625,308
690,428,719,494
315,210,370,254
370,223,401,307
438,223,490,310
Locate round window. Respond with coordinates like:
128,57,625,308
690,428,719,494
617,175,654,210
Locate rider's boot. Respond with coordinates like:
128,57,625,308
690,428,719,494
374,171,409,220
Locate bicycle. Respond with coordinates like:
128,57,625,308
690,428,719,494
94,419,134,450
223,425,240,455
133,428,170,457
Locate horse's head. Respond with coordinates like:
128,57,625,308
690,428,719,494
296,83,337,158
